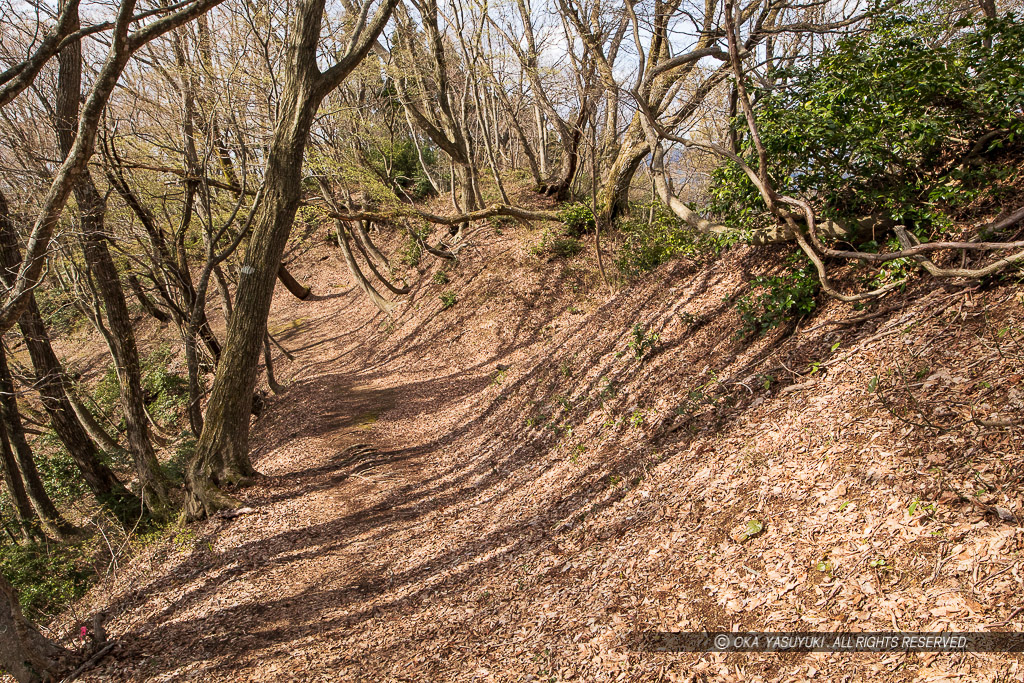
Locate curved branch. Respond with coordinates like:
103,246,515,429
322,202,560,227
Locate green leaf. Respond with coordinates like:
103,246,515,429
745,519,764,538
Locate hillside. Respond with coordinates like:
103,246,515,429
44,220,1024,682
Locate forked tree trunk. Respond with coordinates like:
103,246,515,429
0,190,138,518
0,573,68,683
184,0,398,518
335,222,394,315
57,26,172,517
0,346,77,539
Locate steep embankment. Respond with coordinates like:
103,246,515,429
65,220,1023,682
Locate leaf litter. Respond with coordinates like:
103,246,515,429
49,226,1024,682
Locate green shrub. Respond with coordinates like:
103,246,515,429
0,541,93,623
141,345,188,427
34,286,84,334
432,270,450,285
369,138,437,199
557,203,595,238
401,224,431,267
440,291,457,309
93,344,189,430
164,436,197,483
531,229,583,259
627,323,660,362
615,202,724,277
33,432,91,504
857,237,917,290
709,10,1024,236
93,365,121,416
735,255,819,337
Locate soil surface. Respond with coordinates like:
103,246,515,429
54,224,1024,682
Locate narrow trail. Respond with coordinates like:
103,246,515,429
72,231,1024,682
86,235,581,681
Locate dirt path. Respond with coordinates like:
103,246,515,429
73,233,1024,682
83,238,573,681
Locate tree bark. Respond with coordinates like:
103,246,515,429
0,573,68,683
276,264,311,299
0,190,138,517
126,274,172,324
596,140,646,223
65,390,131,463
0,418,41,543
184,0,398,518
56,23,172,517
72,178,173,517
263,334,286,394
184,52,317,515
0,346,77,540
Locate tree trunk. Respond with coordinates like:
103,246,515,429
262,334,286,394
213,264,233,323
65,390,131,463
184,328,205,438
335,223,394,315
0,190,138,518
184,0,398,518
18,303,137,516
353,220,390,273
126,274,171,324
0,573,68,683
0,419,42,543
56,19,172,517
535,104,547,176
597,143,646,224
185,0,329,519
73,179,173,517
276,264,311,299
0,346,77,539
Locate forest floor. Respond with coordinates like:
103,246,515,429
49,215,1024,682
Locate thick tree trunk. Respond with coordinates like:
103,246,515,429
184,0,398,518
0,346,76,539
56,19,172,517
597,144,646,224
539,130,581,201
0,573,68,683
185,1,326,519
